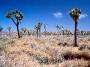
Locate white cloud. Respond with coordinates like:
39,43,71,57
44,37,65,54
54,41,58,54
53,12,63,18
79,13,88,19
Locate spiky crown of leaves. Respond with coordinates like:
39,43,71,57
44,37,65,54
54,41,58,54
6,10,23,21
69,8,81,17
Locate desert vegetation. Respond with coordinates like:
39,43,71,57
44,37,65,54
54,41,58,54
69,8,81,47
6,10,23,38
0,8,90,67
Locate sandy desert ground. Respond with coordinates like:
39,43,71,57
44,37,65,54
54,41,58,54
0,35,90,67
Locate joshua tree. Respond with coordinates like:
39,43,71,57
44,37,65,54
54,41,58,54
69,8,81,46
44,24,47,37
81,30,84,35
35,25,38,37
56,25,61,35
56,25,64,35
56,25,60,32
0,26,3,36
86,31,90,35
35,22,42,38
7,26,12,34
0,26,3,32
61,26,64,35
6,10,23,38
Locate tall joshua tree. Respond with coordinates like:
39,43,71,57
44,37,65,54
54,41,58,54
6,10,23,38
69,8,81,46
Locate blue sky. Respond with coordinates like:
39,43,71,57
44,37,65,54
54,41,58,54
0,0,90,32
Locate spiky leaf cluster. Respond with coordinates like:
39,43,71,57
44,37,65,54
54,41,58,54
69,8,81,21
6,10,23,22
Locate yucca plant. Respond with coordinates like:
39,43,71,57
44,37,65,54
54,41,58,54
69,8,81,46
6,10,23,38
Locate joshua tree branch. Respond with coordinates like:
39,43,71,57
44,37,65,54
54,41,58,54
11,18,17,26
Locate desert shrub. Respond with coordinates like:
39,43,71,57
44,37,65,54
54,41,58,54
7,40,15,44
33,48,90,65
88,39,90,41
57,42,68,46
49,57,60,64
79,45,90,50
57,42,62,46
87,64,90,67
62,42,68,46
78,45,87,50
0,48,3,56
34,55,63,64
33,53,63,64
49,54,66,64
60,59,90,67
61,51,72,60
0,37,9,48
34,55,49,64
60,50,90,61
87,46,90,50
47,51,72,64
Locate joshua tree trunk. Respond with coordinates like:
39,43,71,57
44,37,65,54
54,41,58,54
39,29,41,37
44,24,47,37
44,29,46,37
11,18,20,38
16,23,20,38
8,30,11,37
36,29,39,38
74,21,78,47
62,30,64,35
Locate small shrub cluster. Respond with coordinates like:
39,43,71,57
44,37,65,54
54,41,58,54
79,45,90,50
33,55,49,64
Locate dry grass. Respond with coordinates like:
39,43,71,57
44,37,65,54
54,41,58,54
59,59,90,67
0,35,90,67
